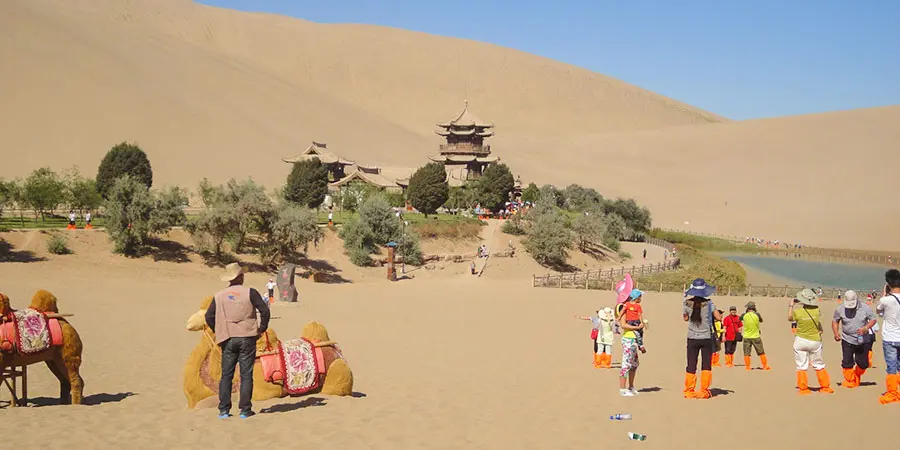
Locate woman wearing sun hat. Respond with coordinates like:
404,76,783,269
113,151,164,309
789,288,834,394
682,278,722,399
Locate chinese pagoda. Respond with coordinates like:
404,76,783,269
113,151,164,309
429,101,499,186
282,141,355,182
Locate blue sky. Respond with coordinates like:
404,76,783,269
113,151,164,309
201,0,899,120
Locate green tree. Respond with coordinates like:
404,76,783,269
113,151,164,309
258,204,324,265
571,211,607,252
284,159,328,209
96,142,153,198
522,207,573,267
24,168,66,221
66,169,103,214
539,184,564,208
0,179,13,218
104,175,156,255
520,182,540,203
603,198,652,235
195,178,273,253
339,216,377,266
563,184,603,211
446,185,475,211
339,194,417,267
150,186,189,233
1,180,26,226
474,164,515,211
602,212,627,250
406,162,449,217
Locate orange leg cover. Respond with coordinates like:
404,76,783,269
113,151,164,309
797,371,812,395
842,367,859,388
816,369,834,394
684,372,697,399
744,355,752,370
760,354,771,371
880,374,900,404
695,370,712,399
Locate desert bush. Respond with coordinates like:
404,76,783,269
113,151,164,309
619,251,632,259
571,211,607,252
104,175,156,255
603,198,652,235
96,142,153,198
523,208,573,267
395,229,424,266
538,185,564,208
339,217,377,266
406,162,448,216
258,204,323,265
340,194,423,266
24,168,66,221
446,185,475,211
284,159,328,209
186,203,238,258
563,184,603,211
473,164,515,211
500,213,527,236
520,182,540,203
46,234,71,255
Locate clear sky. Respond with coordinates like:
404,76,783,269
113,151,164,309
200,0,899,120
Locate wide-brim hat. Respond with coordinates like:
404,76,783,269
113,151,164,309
615,274,634,305
796,288,818,306
685,278,716,298
843,290,859,308
745,300,757,309
219,263,245,282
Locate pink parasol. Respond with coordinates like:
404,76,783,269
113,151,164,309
615,273,634,305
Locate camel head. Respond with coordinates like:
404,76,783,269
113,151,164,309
186,296,214,332
0,293,10,316
302,321,331,343
31,290,59,313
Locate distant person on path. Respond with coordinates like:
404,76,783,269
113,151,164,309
205,263,271,419
722,306,743,367
470,260,476,276
85,211,92,229
682,279,722,399
831,290,876,388
642,249,647,260
616,302,644,397
741,301,771,371
876,269,900,404
575,307,615,369
265,278,276,302
790,289,834,394
621,289,647,353
68,210,77,229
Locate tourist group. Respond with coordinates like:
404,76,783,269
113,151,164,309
576,269,900,403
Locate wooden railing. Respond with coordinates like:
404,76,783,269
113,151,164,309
532,259,681,289
576,281,882,300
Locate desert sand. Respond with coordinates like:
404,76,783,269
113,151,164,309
1,228,895,449
2,0,898,250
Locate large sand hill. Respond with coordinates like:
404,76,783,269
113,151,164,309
2,0,898,251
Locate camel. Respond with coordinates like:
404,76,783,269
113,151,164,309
183,296,353,409
0,290,84,405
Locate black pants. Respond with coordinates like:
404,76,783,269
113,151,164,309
686,338,715,373
219,336,257,414
724,340,738,355
841,340,873,370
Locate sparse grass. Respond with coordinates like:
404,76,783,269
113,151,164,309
619,251,632,259
639,244,746,289
649,229,765,253
46,234,72,255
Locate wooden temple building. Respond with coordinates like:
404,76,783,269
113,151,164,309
281,141,356,182
429,101,499,187
282,141,410,193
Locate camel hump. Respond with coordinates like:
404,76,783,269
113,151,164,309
302,322,330,342
0,292,10,315
200,295,214,310
31,290,60,313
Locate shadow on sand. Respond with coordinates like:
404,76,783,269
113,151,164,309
260,396,327,414
27,392,137,407
0,239,46,263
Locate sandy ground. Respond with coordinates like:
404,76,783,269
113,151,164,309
2,0,898,250
1,230,896,449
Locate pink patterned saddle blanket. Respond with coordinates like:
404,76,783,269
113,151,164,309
0,308,64,354
260,338,328,395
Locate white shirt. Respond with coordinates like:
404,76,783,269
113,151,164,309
877,293,900,342
266,281,276,291
69,213,76,221
85,213,92,221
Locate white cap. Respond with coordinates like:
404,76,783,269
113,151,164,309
843,290,858,309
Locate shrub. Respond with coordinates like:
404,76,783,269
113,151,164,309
385,191,407,208
619,251,632,259
24,168,67,221
523,208,573,267
520,182,540,203
339,216,377,266
473,163,515,211
538,184,564,208
46,234,71,255
396,229,424,266
150,186,189,233
571,212,607,252
501,214,527,236
96,142,153,198
104,175,156,255
340,194,421,266
258,204,323,265
603,198,652,235
284,159,328,208
406,162,449,216
563,184,603,211
186,203,239,259
446,185,475,211
66,170,103,214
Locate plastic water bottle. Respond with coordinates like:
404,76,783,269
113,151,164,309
610,414,632,420
627,432,647,441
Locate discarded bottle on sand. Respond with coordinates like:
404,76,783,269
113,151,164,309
610,414,632,420
627,432,647,441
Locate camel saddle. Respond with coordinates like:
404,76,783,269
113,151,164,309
0,309,64,354
259,338,333,395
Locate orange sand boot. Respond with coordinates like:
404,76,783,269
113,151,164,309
593,353,602,368
760,354,772,371
744,355,752,370
725,354,734,367
684,372,697,399
869,351,874,368
816,369,834,393
880,374,900,404
598,353,608,368
695,370,712,399
842,367,859,388
604,353,613,368
797,371,812,395
712,353,721,367
855,366,866,385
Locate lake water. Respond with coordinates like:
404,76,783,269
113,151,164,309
720,253,888,291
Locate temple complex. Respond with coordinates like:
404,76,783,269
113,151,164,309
282,141,355,182
429,101,499,187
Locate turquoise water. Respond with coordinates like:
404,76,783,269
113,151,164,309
721,254,888,290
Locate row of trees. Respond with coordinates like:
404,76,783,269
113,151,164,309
520,183,652,235
0,168,103,222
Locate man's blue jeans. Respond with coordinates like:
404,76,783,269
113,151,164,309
219,336,257,414
884,341,900,375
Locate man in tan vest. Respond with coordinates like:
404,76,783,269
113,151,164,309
204,263,271,419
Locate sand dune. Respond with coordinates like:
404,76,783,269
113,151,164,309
2,0,898,251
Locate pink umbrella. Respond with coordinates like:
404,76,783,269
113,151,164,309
615,273,634,305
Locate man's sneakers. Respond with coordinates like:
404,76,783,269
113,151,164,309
218,412,232,419
239,410,256,419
